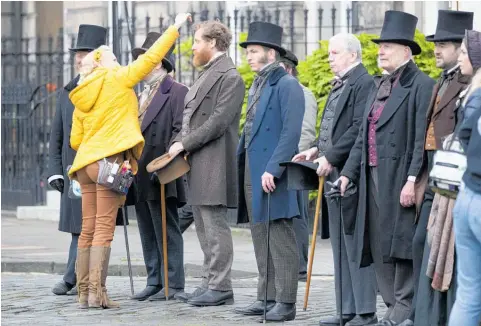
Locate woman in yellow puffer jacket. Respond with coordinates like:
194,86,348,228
69,13,191,309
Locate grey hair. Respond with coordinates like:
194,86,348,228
329,33,362,62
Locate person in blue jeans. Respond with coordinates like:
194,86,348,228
449,65,481,325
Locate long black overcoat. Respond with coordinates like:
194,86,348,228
342,61,435,266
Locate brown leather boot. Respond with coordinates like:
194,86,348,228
76,247,90,309
88,246,119,309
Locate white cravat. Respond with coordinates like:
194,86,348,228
139,84,152,108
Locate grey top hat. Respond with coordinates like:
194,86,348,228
372,11,421,55
69,24,107,52
132,32,175,73
426,10,474,42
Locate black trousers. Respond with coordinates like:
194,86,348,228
135,199,185,289
64,233,79,285
178,204,194,233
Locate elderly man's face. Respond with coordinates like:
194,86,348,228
74,51,89,72
377,42,410,73
434,42,461,70
328,39,356,75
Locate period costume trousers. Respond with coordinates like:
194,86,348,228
293,190,309,274
135,198,185,289
64,233,79,285
326,169,377,315
368,167,414,323
245,155,299,303
191,204,234,291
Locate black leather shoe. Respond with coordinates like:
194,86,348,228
52,281,74,295
175,287,207,303
235,300,276,316
187,289,234,306
68,286,78,296
149,288,183,301
346,313,378,326
320,314,356,325
298,272,307,282
263,303,296,322
130,285,161,301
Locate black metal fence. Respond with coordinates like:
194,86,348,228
89,4,362,86
1,32,68,210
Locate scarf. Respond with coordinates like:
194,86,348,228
138,71,167,125
244,62,280,147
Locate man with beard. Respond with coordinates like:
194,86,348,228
339,11,435,326
129,32,188,302
235,22,304,322
294,33,378,326
48,24,107,295
401,10,474,326
168,21,245,306
278,50,318,283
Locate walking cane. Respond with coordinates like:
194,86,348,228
337,196,344,326
160,183,169,300
303,176,324,311
122,205,135,296
263,192,272,324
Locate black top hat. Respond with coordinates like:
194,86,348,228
69,24,107,52
240,22,286,56
281,49,299,66
279,161,320,191
132,32,175,73
372,11,421,55
426,10,474,42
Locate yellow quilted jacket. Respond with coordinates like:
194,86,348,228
68,26,179,178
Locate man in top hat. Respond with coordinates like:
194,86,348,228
47,24,108,296
400,10,474,326
127,32,188,302
293,32,379,326
338,11,435,326
278,49,318,282
168,21,245,306
234,22,304,322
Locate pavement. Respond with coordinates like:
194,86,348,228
1,217,334,278
1,216,387,325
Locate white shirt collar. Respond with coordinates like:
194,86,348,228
447,64,460,75
382,59,411,75
203,51,225,68
338,62,361,78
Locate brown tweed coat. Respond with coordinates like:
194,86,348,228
174,55,245,207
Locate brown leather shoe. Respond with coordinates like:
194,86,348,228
88,246,119,309
76,247,90,309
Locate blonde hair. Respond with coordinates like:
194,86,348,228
78,45,114,84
